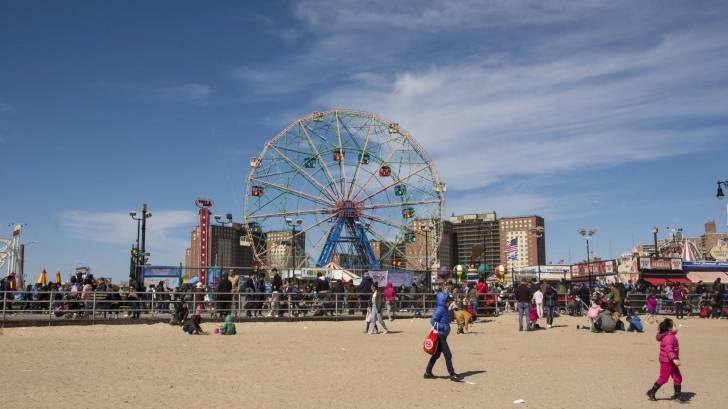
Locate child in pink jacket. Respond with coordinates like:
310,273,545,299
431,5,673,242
646,318,686,402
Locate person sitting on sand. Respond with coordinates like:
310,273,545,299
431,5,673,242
593,309,617,333
627,313,644,332
182,314,206,335
612,312,625,331
219,314,236,335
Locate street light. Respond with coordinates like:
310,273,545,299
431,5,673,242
716,181,728,200
529,226,545,282
421,223,434,283
287,217,303,279
129,204,152,291
651,226,659,257
578,228,597,289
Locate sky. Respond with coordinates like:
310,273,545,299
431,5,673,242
2,0,728,282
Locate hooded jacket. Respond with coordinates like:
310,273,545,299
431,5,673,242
220,314,236,335
430,292,451,336
656,331,679,363
383,283,396,302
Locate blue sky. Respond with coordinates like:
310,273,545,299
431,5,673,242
2,0,728,282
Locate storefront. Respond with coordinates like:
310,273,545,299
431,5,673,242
683,261,728,285
637,257,689,286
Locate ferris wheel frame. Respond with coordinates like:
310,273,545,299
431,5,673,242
243,108,446,271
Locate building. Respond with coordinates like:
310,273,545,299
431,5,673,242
500,215,545,271
404,219,448,271
450,212,500,270
184,222,253,279
700,220,728,260
437,220,456,269
265,230,306,269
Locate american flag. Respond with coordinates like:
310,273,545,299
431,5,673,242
505,238,518,254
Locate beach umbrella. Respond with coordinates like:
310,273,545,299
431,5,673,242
55,271,62,284
37,269,48,285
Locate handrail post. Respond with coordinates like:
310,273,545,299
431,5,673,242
2,291,6,328
48,290,54,326
92,293,96,324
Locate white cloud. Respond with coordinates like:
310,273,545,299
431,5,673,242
315,29,728,191
155,83,212,102
60,210,197,265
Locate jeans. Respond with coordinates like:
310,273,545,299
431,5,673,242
426,334,455,376
544,304,555,326
517,302,531,330
675,302,684,319
369,306,388,334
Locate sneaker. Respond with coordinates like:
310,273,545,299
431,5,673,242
382,330,389,334
423,373,436,379
449,374,463,382
547,324,552,329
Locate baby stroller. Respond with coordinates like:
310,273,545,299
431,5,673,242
53,301,69,318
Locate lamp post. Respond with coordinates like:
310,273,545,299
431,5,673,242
717,181,728,226
651,227,659,257
421,223,434,287
129,204,152,290
286,217,303,280
529,226,545,282
578,228,597,289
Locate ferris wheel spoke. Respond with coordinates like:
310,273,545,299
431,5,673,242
334,111,348,199
350,135,407,201
299,122,342,198
247,191,287,217
356,165,430,203
247,207,334,219
361,199,441,211
270,146,338,202
360,212,408,231
251,178,334,207
346,114,374,200
363,223,409,262
299,218,338,269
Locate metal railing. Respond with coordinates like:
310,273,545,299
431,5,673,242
6,289,717,326
2,290,507,326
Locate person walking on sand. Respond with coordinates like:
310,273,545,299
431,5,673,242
533,285,544,318
515,278,533,331
383,282,397,321
543,282,558,328
368,283,388,334
424,291,462,382
646,318,686,402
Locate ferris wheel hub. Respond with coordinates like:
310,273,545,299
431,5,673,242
336,200,363,218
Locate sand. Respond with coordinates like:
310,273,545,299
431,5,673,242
1,314,726,409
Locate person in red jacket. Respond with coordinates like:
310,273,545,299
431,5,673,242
646,318,686,402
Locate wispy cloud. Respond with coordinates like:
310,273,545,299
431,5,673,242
0,100,16,114
105,82,213,103
60,210,197,265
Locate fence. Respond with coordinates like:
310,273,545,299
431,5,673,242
5,289,716,326
1,289,521,326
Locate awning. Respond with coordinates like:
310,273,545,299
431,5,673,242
687,271,728,283
643,277,691,286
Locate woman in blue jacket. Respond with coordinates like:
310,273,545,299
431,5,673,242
425,291,462,381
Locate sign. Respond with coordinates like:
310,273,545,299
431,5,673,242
570,260,618,276
368,270,388,286
199,209,209,285
638,257,683,271
709,239,728,261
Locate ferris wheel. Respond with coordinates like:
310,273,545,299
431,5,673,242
244,109,445,271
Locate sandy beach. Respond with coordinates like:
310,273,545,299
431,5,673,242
2,314,726,409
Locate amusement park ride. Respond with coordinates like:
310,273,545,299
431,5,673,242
0,224,25,288
244,109,446,271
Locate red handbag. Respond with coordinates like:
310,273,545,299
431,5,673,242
423,325,439,355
